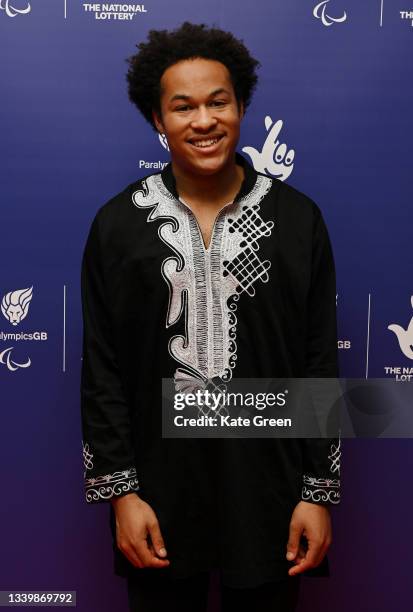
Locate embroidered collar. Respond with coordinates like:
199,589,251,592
160,151,258,203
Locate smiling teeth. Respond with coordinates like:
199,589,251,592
191,138,219,148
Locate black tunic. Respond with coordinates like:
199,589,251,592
80,152,341,587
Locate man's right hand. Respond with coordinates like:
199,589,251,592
111,493,170,569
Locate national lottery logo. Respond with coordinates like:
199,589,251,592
1,286,33,326
313,0,347,27
242,116,295,181
388,295,413,360
82,3,147,21
0,0,31,17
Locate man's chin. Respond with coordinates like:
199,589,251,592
186,153,234,176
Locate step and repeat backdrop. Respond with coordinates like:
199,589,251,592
1,1,412,611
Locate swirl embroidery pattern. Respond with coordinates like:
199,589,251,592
132,172,273,387
85,468,139,503
302,475,340,504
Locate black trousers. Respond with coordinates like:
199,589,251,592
127,569,301,612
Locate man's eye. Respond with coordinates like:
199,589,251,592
174,101,226,111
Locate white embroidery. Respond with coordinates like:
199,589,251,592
132,172,273,386
302,474,340,504
329,437,341,475
82,440,94,478
85,467,139,503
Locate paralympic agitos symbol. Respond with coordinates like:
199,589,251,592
313,0,347,26
0,0,31,17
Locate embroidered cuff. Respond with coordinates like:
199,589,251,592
301,474,340,505
85,467,140,503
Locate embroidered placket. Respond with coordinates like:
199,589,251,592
180,197,234,379
132,173,273,385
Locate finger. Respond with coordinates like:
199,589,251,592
286,522,302,562
312,540,330,567
268,119,283,144
305,534,329,568
288,541,321,576
118,542,144,569
289,541,309,574
147,519,168,559
135,539,170,568
146,537,156,556
146,536,169,564
296,544,306,561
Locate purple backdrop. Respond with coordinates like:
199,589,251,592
1,1,413,610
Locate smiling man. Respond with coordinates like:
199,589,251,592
80,22,340,612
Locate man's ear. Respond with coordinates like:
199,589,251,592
152,109,165,134
238,100,245,120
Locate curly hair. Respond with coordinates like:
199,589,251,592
125,22,260,131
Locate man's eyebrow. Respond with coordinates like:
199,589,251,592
169,88,230,102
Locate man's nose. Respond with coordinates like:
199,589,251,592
190,106,218,130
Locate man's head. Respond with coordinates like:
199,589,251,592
126,22,260,175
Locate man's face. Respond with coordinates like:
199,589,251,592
152,57,244,176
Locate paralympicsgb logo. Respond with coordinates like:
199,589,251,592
1,286,33,326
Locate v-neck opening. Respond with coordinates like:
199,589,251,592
159,152,259,253
178,196,235,252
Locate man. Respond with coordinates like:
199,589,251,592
80,21,340,612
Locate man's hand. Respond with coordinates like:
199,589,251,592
286,500,332,576
111,493,170,569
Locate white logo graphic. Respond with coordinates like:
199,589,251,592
82,3,147,20
242,116,295,181
388,296,413,360
158,133,169,151
0,0,31,17
1,286,33,326
0,347,31,371
313,0,347,26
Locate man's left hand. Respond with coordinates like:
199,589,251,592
286,500,332,576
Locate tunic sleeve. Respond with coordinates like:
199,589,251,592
300,205,341,506
80,212,139,504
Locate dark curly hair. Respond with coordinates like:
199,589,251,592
125,22,260,131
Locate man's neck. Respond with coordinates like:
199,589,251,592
171,155,245,208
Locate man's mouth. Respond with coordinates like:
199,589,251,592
188,135,224,149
